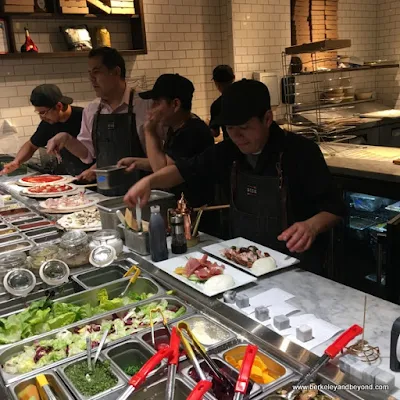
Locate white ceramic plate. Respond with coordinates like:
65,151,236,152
153,251,256,297
202,237,299,277
22,184,82,198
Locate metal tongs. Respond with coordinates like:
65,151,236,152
165,326,180,400
233,344,258,400
178,321,236,390
150,307,172,349
177,323,212,400
119,326,181,400
120,265,141,298
266,324,363,400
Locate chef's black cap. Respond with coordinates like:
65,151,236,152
139,74,195,104
217,79,271,126
212,65,235,83
30,84,73,108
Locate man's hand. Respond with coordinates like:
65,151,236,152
117,157,151,172
278,220,317,253
47,132,70,155
76,168,96,183
124,176,152,207
144,108,163,134
0,160,20,175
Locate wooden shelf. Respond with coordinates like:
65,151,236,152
0,49,146,58
3,12,140,20
293,64,400,76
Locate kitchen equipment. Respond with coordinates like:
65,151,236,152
136,198,142,232
192,207,204,238
170,214,187,254
119,265,141,297
177,320,236,389
86,336,92,373
265,324,363,400
187,381,213,400
150,307,171,348
3,268,37,297
59,230,90,267
116,209,127,227
165,327,180,400
233,344,257,400
122,225,150,256
89,229,123,255
36,374,58,400
39,259,70,286
89,244,117,268
94,165,126,190
93,329,109,367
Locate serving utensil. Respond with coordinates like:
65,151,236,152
136,197,142,232
165,327,181,400
116,210,127,227
119,265,140,298
265,324,363,400
93,328,109,367
86,336,92,382
233,344,257,400
150,307,171,349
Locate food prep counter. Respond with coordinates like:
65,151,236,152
0,173,398,400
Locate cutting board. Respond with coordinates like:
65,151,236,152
360,109,400,119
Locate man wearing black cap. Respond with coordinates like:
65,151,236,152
0,84,90,177
210,65,235,140
118,73,215,209
124,79,346,273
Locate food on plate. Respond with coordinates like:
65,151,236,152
65,359,118,397
175,254,225,282
57,207,101,230
0,288,153,345
27,184,73,194
225,354,275,384
203,274,234,295
41,193,95,210
223,245,273,268
21,175,64,184
3,299,186,375
251,257,277,274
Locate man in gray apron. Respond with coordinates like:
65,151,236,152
46,47,151,196
124,79,346,272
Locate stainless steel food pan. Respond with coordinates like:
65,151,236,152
0,239,34,255
24,226,60,238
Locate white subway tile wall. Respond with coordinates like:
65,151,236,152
376,0,400,108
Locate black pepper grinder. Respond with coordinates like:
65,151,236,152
171,214,187,254
390,316,400,371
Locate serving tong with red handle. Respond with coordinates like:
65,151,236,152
233,344,258,400
119,327,181,400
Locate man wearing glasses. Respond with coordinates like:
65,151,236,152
1,84,91,177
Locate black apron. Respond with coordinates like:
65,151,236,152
57,149,93,177
230,154,289,253
92,89,146,196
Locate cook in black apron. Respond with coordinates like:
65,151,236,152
230,152,328,273
51,149,94,177
92,89,147,197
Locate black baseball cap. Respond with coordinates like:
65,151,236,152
30,84,73,108
212,65,235,83
217,79,271,126
139,74,195,102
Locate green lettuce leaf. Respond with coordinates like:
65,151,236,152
47,312,77,330
28,308,51,326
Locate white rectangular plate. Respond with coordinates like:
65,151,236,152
203,237,299,277
153,251,257,297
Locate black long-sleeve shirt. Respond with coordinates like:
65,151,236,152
175,122,346,224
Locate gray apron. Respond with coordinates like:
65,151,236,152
230,153,289,253
92,89,146,196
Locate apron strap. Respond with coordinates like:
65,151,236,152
276,152,289,231
92,102,103,156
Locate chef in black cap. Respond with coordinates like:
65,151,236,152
209,65,235,140
1,84,91,177
124,79,346,272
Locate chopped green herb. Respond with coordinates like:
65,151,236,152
123,363,143,376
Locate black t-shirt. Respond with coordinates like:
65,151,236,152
30,106,91,176
210,96,229,140
175,122,346,222
163,116,215,207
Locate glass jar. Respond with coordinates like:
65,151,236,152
0,252,29,281
89,229,123,255
28,244,60,275
59,230,90,267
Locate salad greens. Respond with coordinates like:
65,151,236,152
0,288,153,345
4,299,186,375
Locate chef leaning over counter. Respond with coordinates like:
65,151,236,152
46,47,152,196
125,79,347,273
0,84,92,178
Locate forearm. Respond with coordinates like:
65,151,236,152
306,211,341,235
15,141,37,164
148,165,184,189
145,130,168,171
64,135,89,161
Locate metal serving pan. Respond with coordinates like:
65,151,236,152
11,217,46,227
3,212,38,223
0,239,34,255
0,296,193,385
0,208,31,217
24,226,60,238
9,370,74,400
0,233,25,246
32,232,62,245
103,338,159,382
57,354,126,400
72,264,133,289
181,355,262,399
0,226,18,237
171,313,236,351
18,220,54,232
221,343,294,392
